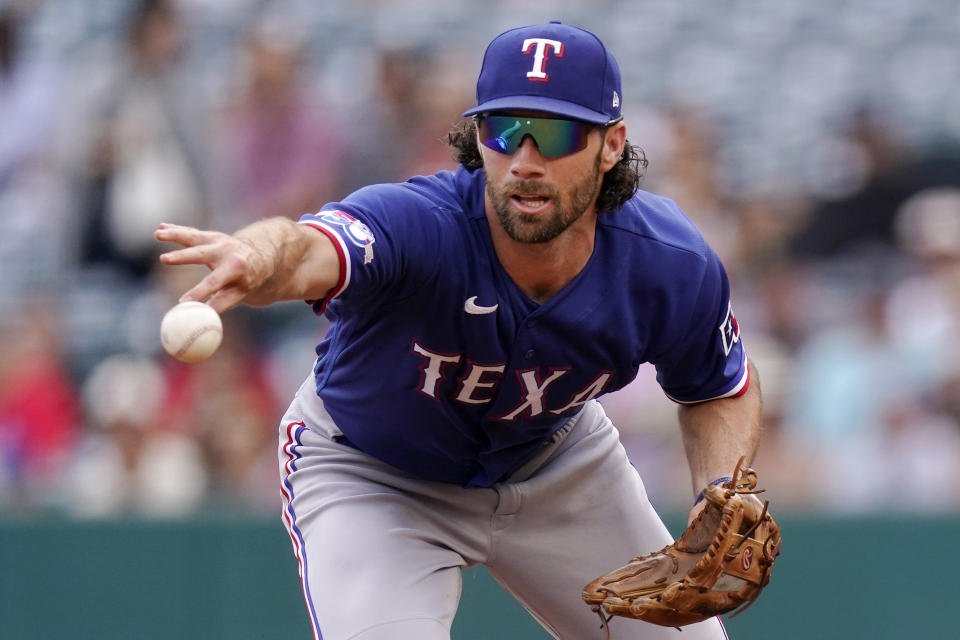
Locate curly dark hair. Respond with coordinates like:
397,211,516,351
446,118,647,213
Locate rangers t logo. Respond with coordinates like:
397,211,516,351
522,38,563,81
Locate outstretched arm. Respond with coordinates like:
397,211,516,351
678,360,762,521
155,217,340,313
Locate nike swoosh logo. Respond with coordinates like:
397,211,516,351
464,296,499,315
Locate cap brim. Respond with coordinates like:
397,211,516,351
462,95,611,125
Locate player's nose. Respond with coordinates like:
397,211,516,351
510,136,547,178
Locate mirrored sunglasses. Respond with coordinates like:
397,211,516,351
477,114,595,158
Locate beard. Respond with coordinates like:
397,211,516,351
485,149,603,244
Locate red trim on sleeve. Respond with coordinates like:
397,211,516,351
299,221,348,314
664,360,750,405
729,362,750,398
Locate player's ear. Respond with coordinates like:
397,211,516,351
599,122,626,173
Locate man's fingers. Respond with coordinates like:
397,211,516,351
160,245,220,266
154,223,198,246
205,285,247,314
158,225,236,267
156,223,266,311
179,263,240,304
155,223,222,248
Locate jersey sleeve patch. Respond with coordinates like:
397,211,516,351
720,300,741,356
314,210,376,264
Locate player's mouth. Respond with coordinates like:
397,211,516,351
511,193,551,214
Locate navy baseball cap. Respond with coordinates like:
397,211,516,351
463,21,622,125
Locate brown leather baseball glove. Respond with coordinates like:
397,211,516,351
582,458,781,631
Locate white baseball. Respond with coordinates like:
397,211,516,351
160,301,223,363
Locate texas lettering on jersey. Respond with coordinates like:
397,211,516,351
412,340,612,421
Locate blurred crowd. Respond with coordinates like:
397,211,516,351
1,0,959,519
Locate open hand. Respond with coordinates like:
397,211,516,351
155,223,276,313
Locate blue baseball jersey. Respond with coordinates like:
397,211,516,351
298,165,748,487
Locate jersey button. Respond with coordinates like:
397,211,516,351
524,349,535,359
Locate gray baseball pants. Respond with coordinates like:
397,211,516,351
278,379,728,640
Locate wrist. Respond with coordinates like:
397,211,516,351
693,475,732,505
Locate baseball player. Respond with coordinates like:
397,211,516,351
156,22,761,640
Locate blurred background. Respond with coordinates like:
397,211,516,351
0,0,958,637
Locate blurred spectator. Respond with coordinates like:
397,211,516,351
732,196,810,282
647,107,740,264
341,46,427,189
65,0,211,280
195,391,280,514
0,298,80,511
398,52,475,178
783,287,907,448
855,403,960,512
0,1,71,307
788,109,907,258
886,188,960,388
342,45,470,190
215,17,345,230
0,1,60,187
157,313,280,513
65,354,208,518
789,109,960,261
